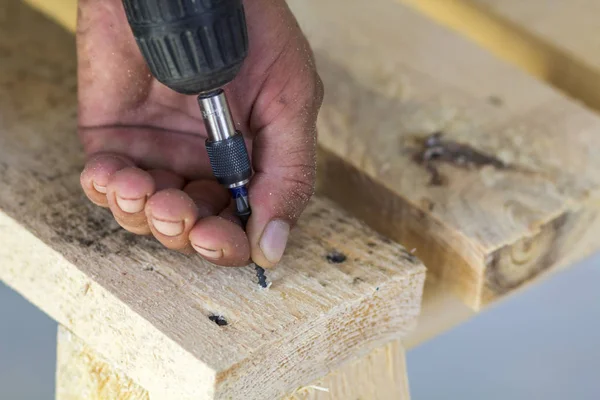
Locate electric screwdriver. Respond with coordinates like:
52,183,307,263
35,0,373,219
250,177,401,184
121,0,267,287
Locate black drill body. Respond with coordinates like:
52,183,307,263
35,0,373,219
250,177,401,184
122,0,248,94
122,0,267,286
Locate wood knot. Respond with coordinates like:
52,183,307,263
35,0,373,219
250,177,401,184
414,132,507,186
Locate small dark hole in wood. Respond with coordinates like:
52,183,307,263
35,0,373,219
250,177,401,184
488,95,504,107
209,315,228,326
367,242,377,248
326,251,347,264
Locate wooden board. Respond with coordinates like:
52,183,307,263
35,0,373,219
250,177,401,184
400,0,600,111
57,327,410,400
0,1,425,399
23,0,76,31
403,275,474,349
289,0,600,309
286,341,409,400
56,326,149,400
467,0,600,110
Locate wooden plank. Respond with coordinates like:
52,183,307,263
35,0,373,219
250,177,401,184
23,0,76,31
286,341,409,400
289,0,600,309
400,0,600,111
404,275,474,349
0,1,425,398
57,327,410,400
56,326,149,400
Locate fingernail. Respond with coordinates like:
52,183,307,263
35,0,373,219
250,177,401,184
260,220,290,264
151,218,184,237
93,181,107,194
192,244,223,260
116,196,145,214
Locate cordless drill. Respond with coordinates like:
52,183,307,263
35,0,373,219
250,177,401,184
121,0,267,287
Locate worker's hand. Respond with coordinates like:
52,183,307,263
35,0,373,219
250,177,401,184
77,0,323,267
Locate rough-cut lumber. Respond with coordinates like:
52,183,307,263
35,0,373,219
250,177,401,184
289,0,600,309
403,276,474,349
0,1,425,398
399,0,600,112
57,328,410,400
56,326,149,400
465,0,600,110
23,0,76,31
286,341,409,400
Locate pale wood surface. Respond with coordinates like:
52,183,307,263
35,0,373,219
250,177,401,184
400,0,600,111
286,341,409,400
290,0,600,309
22,0,76,30
466,0,600,110
0,1,425,399
56,326,149,400
57,327,410,400
469,0,600,68
404,275,474,349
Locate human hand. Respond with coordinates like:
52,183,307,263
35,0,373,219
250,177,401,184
77,0,323,267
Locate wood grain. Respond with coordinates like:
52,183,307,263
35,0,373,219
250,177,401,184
56,326,149,400
0,1,425,399
57,328,411,400
289,0,600,309
286,341,409,400
401,0,600,111
404,275,474,349
467,0,600,110
22,0,76,31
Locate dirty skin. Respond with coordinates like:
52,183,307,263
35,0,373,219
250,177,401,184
414,132,507,186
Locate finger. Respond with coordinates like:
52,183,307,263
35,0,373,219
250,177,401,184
183,180,230,217
80,153,135,207
189,217,250,267
246,33,324,268
80,126,212,181
148,169,186,192
145,189,198,252
106,167,155,235
184,181,249,265
219,203,243,227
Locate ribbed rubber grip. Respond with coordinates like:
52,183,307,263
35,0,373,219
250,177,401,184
205,133,252,186
122,0,248,94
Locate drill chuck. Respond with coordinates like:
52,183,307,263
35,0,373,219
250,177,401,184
199,90,252,189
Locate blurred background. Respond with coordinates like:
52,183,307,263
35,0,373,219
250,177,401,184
2,254,599,399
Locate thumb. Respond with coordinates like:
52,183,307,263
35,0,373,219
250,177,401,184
246,55,324,268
